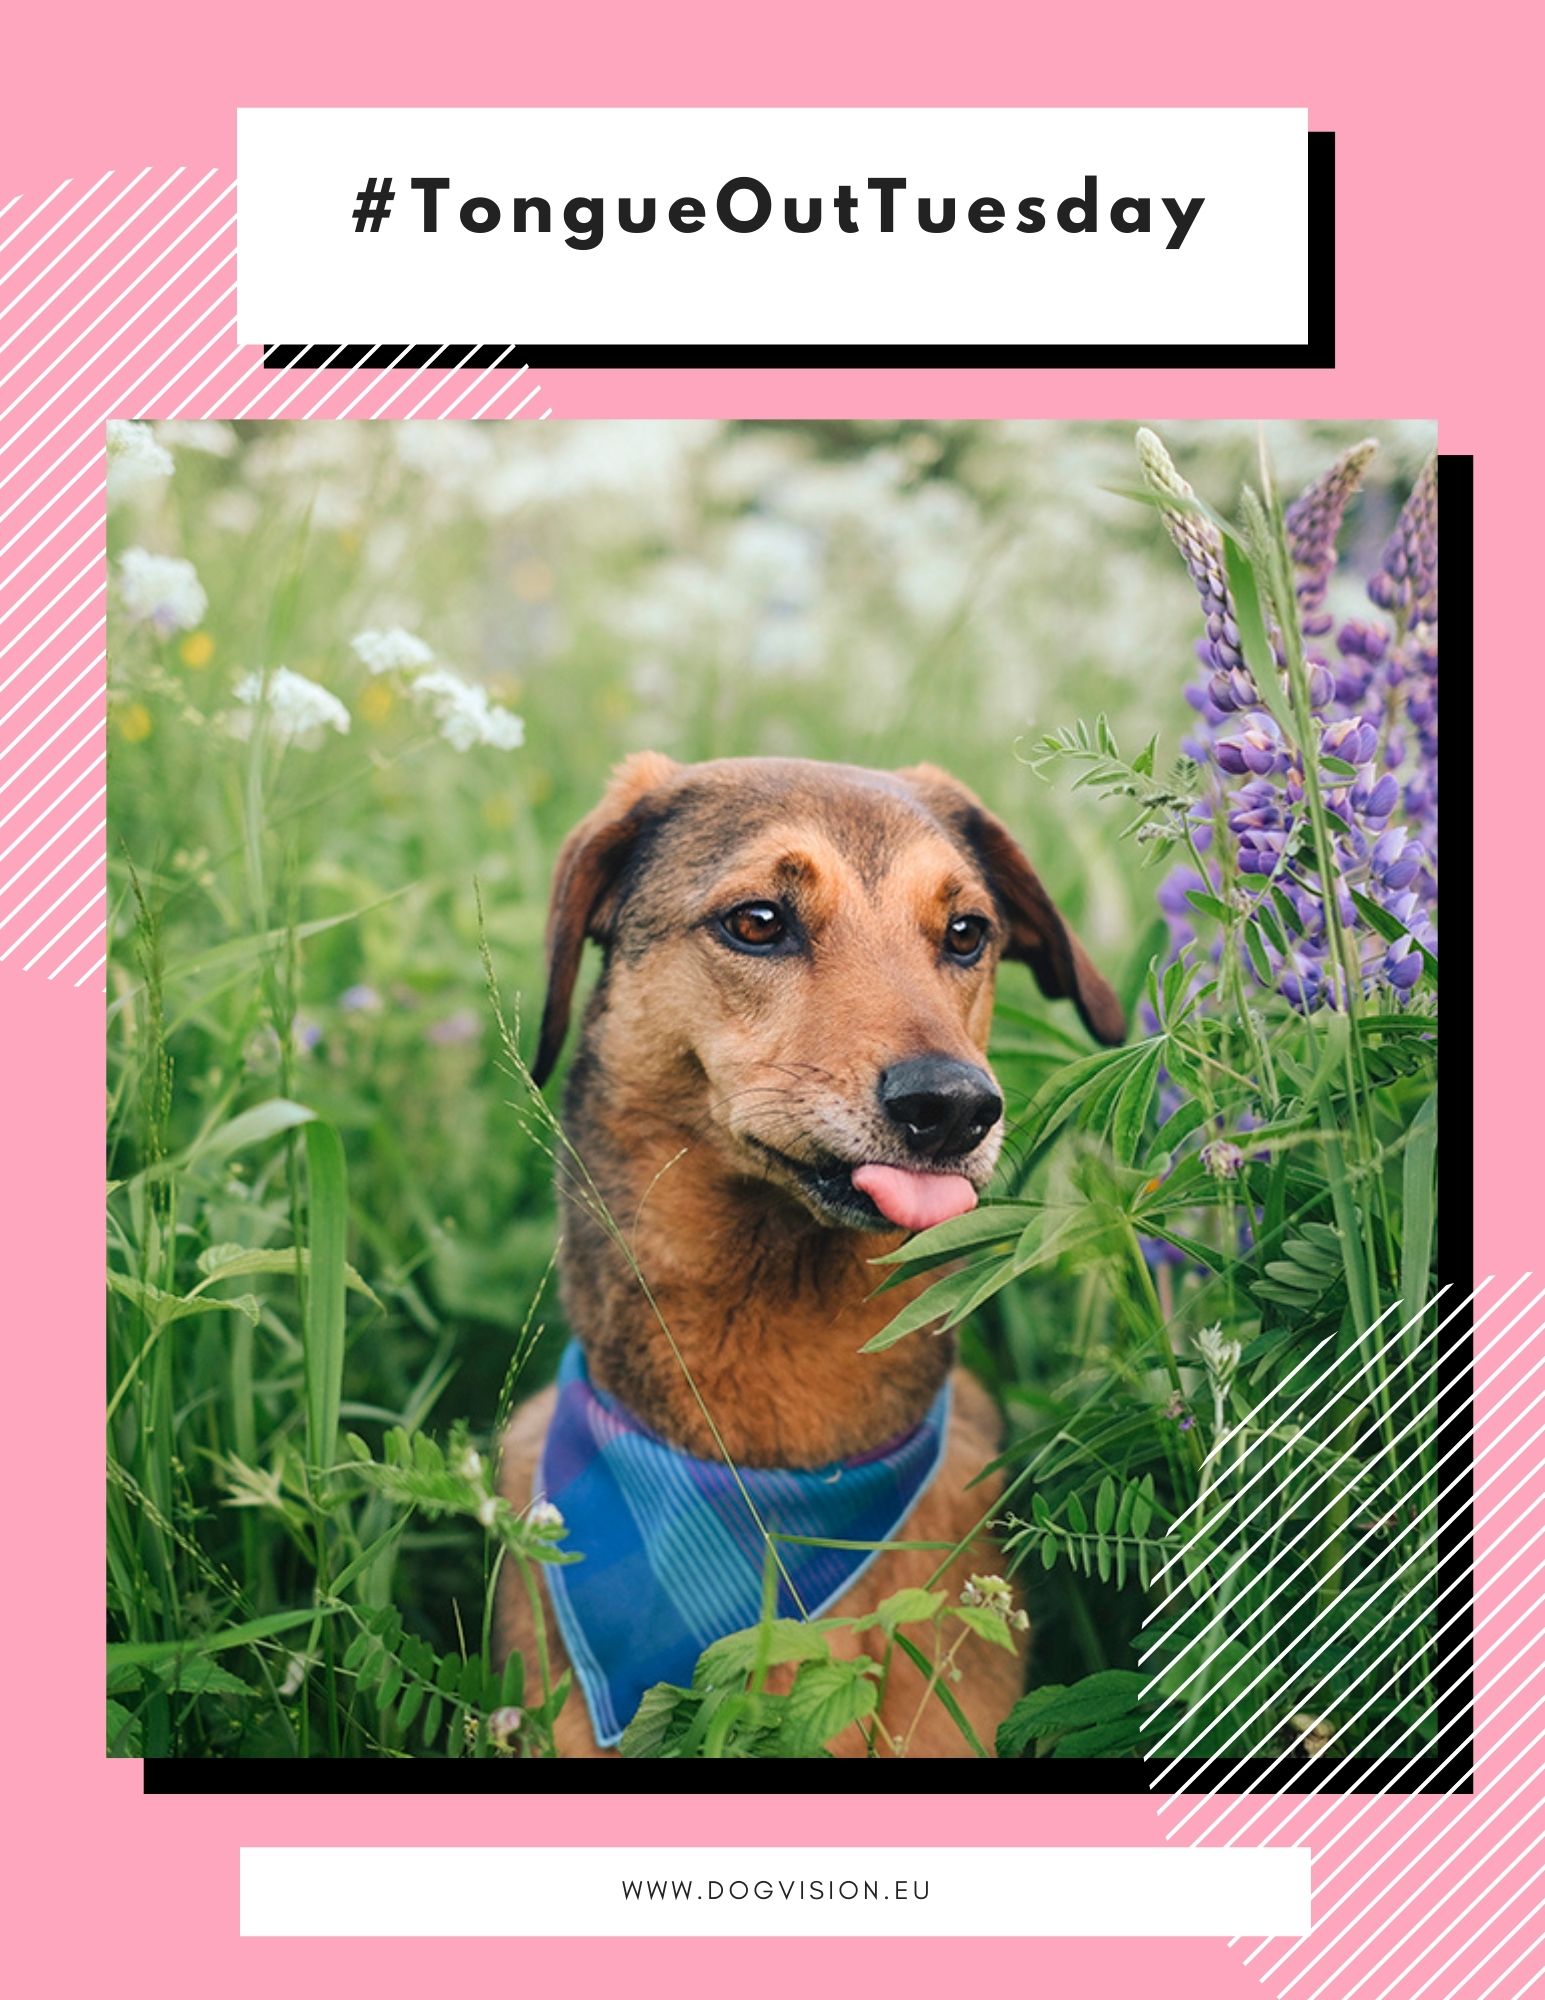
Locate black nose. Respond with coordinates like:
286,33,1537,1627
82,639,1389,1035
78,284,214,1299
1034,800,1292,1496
879,1057,1003,1160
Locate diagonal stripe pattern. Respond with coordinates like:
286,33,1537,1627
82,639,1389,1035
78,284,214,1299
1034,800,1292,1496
1147,1279,1543,1999
0,171,551,991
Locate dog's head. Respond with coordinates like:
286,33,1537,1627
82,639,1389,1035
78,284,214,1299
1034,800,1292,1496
533,754,1124,1233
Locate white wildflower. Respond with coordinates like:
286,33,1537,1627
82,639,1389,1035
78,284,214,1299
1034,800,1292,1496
156,420,236,457
106,421,173,500
1195,1320,1242,1437
487,1706,524,1752
278,1651,313,1698
1195,1321,1242,1393
351,626,434,675
117,547,207,631
1289,1711,1336,1758
527,1499,565,1531
476,1494,500,1529
456,1446,484,1481
409,668,524,752
228,667,350,749
206,488,260,538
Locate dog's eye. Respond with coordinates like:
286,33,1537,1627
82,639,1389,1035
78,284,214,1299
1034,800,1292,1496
943,913,990,963
720,901,789,952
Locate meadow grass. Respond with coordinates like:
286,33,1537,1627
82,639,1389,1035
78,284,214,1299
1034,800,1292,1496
105,418,1440,1759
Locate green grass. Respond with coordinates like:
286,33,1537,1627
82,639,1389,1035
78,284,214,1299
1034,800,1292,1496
105,417,1438,1760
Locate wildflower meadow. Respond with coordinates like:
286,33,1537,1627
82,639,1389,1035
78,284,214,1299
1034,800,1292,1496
105,418,1443,1764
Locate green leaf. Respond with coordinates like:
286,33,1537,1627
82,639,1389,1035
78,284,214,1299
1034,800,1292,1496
499,1649,527,1708
303,1120,349,1476
155,1656,254,1697
1050,1716,1143,1758
107,1606,336,1668
192,1244,380,1308
950,1605,1020,1653
861,1262,987,1352
996,1670,1148,1757
1148,1097,1207,1162
1349,892,1439,984
1221,537,1294,738
870,1587,947,1633
1270,886,1304,938
1322,1132,1374,1335
692,1620,831,1690
778,1659,879,1755
870,1204,1036,1268
1011,1206,1119,1279
107,1700,143,1757
1095,1476,1117,1535
890,1633,988,1756
1243,920,1274,986
1016,1043,1147,1161
1252,897,1289,956
106,1269,261,1328
620,1682,693,1758
129,1097,319,1188
107,891,413,1023
1401,1093,1438,1324
1110,1044,1162,1166
397,1678,426,1734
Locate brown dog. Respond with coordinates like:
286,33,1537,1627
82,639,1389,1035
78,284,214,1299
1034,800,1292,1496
495,753,1123,1756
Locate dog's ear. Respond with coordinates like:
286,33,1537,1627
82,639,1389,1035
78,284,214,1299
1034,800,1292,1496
532,752,680,1086
897,763,1126,1047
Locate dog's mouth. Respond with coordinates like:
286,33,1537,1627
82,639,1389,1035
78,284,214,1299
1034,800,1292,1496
746,1141,982,1234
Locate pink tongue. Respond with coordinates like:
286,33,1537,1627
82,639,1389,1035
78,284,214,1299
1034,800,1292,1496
851,1163,978,1233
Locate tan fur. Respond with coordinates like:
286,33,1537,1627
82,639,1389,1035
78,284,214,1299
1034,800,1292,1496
497,755,1123,1757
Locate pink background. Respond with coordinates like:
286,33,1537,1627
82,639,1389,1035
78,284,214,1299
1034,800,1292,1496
1,6,1536,1998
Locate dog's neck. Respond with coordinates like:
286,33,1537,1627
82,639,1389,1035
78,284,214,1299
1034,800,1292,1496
554,1053,953,1467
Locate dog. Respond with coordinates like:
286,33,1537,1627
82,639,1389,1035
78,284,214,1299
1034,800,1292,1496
495,753,1124,1756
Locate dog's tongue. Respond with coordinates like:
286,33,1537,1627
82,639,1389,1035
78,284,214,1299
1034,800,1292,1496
851,1163,978,1233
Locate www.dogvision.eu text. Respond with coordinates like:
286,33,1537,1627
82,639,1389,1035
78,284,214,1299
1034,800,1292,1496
618,1878,932,1903
365,173,1206,249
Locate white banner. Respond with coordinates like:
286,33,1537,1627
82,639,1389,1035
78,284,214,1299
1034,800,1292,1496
236,107,1311,350
240,1844,1311,1937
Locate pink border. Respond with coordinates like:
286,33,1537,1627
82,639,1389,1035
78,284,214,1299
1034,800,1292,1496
2,13,1538,1997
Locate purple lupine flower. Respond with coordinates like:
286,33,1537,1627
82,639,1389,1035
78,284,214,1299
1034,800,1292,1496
1384,938,1425,991
1216,722,1292,778
1143,429,1438,1016
1370,828,1424,893
339,983,383,1013
1285,440,1379,637
1135,429,1256,695
1368,456,1438,627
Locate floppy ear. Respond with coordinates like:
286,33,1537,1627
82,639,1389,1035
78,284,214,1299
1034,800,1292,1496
897,763,1126,1047
531,752,680,1086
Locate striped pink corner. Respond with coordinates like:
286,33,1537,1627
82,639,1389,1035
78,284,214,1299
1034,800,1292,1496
0,170,549,991
1157,1278,1543,2000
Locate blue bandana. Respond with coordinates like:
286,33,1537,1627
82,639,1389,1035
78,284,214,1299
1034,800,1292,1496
537,1341,952,1747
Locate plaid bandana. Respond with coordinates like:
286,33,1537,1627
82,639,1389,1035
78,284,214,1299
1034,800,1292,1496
537,1341,952,1747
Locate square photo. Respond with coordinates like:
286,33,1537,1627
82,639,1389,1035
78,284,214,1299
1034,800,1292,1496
103,417,1449,1776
